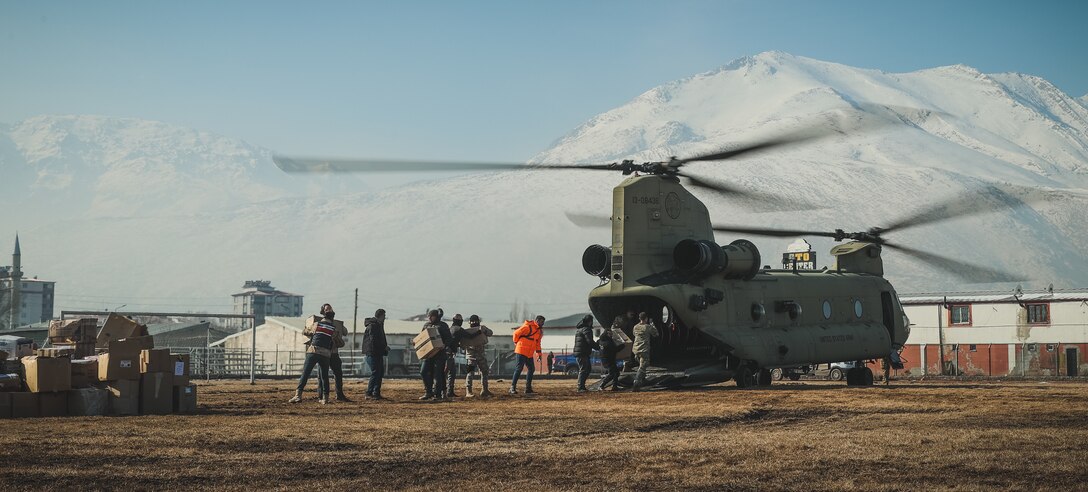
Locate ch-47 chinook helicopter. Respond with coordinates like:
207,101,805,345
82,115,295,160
274,121,1027,390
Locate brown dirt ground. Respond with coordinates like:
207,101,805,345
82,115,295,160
3,378,1087,491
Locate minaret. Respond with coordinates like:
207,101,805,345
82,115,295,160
10,234,21,330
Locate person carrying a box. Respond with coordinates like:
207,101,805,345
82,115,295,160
573,314,600,393
597,317,625,391
289,307,340,404
631,311,659,392
510,315,545,395
321,304,352,402
462,314,494,397
419,309,453,401
362,309,389,400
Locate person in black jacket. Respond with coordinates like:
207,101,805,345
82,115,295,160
597,317,625,391
573,314,600,392
419,309,453,401
362,309,389,400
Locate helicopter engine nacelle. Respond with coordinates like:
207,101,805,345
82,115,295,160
582,244,612,278
673,238,761,280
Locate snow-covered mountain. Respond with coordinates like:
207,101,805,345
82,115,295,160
3,52,1088,321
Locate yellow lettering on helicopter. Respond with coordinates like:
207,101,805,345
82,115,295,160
781,251,817,270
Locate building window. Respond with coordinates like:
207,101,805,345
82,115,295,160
1046,344,1056,352
950,305,971,326
1027,343,1038,352
969,344,977,352
1026,303,1049,324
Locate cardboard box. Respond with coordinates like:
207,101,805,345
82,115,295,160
173,384,197,414
77,342,96,359
71,358,99,387
22,356,72,393
140,349,173,373
39,391,68,417
49,318,97,343
68,387,109,416
172,354,191,386
105,380,139,416
96,313,150,349
98,338,151,381
11,392,39,418
614,329,633,361
140,372,174,415
35,346,75,358
413,327,445,360
0,392,11,418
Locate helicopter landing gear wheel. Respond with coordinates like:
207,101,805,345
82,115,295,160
770,368,783,381
735,366,757,388
757,368,772,387
846,367,874,386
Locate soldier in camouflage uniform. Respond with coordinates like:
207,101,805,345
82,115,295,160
632,311,659,392
461,314,494,397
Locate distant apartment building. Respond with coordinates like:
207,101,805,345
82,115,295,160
231,280,303,328
1,235,55,330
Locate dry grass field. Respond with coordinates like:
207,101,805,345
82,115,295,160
3,378,1087,490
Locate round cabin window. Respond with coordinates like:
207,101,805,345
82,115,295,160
751,303,766,322
822,300,832,320
854,299,864,318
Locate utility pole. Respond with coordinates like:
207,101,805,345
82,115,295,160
353,288,359,376
249,316,256,385
937,297,948,376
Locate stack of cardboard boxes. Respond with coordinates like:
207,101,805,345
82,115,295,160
0,313,197,419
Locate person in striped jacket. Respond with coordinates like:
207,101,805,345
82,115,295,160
289,307,340,404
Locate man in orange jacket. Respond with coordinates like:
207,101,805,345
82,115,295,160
510,315,545,395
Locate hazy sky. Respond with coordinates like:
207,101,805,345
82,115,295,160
3,0,1086,163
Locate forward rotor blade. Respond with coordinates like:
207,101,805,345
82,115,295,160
680,172,820,212
882,241,1024,284
711,224,840,239
272,156,615,173
880,185,1038,235
674,132,830,165
565,212,612,228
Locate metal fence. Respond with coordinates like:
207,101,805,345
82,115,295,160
170,347,520,379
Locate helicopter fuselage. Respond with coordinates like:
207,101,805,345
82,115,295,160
583,174,909,385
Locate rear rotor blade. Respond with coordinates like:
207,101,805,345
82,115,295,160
711,224,840,239
273,156,616,173
880,184,1040,235
882,241,1024,283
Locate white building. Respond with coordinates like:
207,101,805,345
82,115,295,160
896,288,1088,377
0,235,55,330
230,280,303,328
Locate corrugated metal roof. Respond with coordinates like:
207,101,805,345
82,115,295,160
900,289,1088,305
